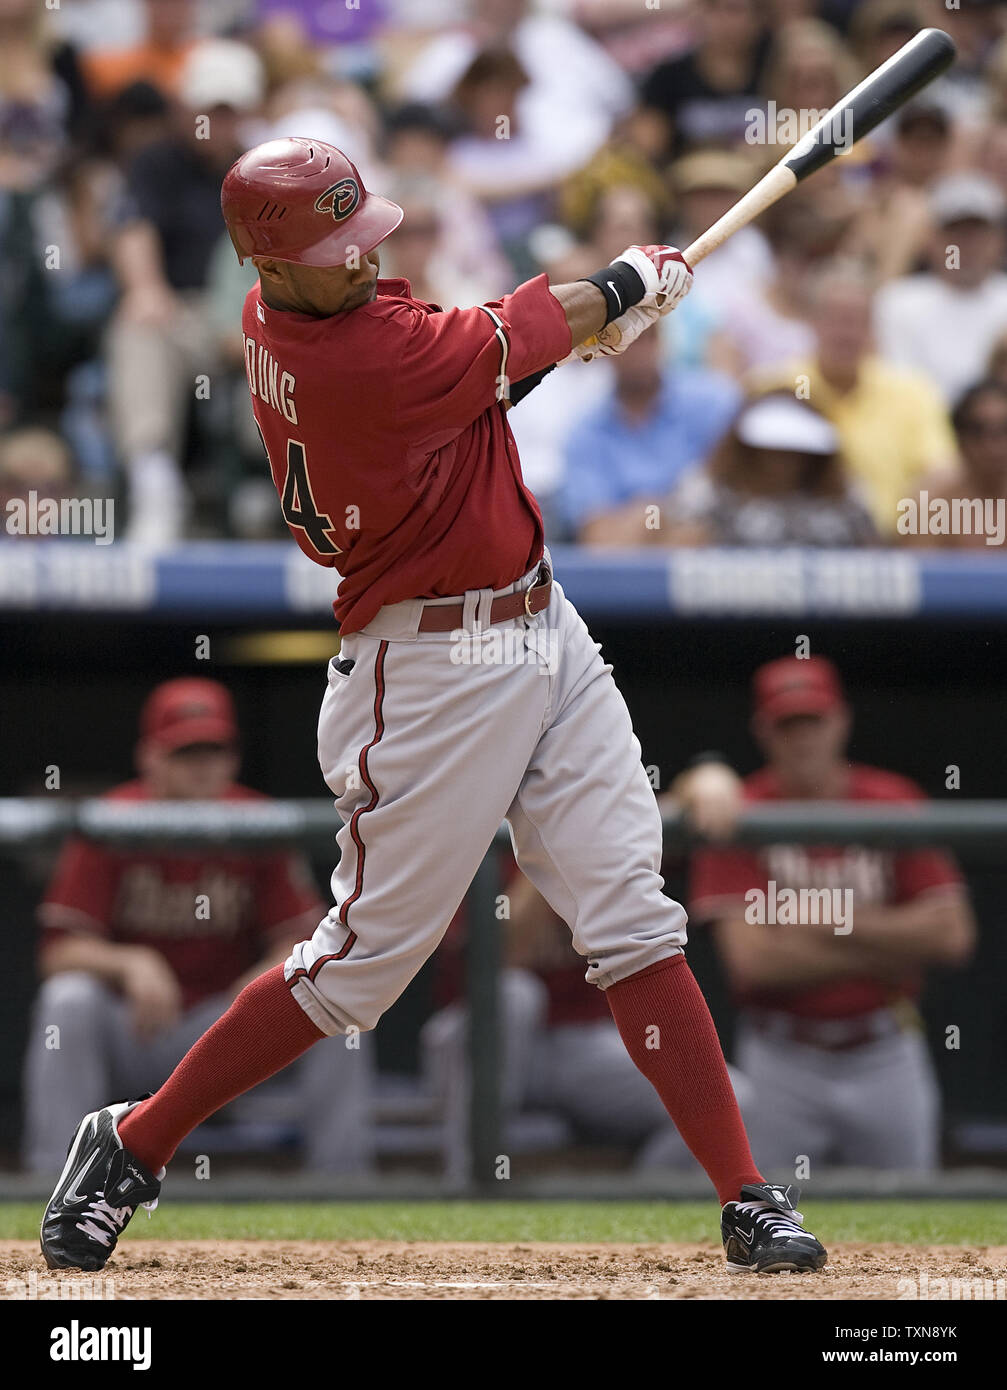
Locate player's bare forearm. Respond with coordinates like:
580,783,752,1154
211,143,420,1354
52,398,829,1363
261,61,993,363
548,248,693,364
550,280,608,349
713,914,910,991
40,932,141,987
825,890,975,966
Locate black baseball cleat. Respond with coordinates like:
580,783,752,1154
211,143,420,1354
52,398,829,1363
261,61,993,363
721,1182,828,1274
40,1099,164,1272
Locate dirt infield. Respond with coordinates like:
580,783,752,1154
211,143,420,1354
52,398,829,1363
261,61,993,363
3,1240,1005,1299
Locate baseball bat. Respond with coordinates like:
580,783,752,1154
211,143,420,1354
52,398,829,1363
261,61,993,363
681,26,956,267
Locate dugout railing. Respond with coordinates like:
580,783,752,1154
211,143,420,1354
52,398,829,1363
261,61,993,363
3,796,1006,1191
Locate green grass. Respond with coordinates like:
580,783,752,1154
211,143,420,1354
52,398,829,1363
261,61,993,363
2,1200,1005,1246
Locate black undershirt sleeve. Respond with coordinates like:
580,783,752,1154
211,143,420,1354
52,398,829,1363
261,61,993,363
507,361,557,407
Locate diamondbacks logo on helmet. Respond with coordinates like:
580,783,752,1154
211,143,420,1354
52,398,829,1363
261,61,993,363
314,178,361,222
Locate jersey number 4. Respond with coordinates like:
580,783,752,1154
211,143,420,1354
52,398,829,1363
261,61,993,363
260,433,342,557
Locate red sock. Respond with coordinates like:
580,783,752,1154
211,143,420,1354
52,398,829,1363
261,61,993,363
117,965,324,1173
606,954,764,1206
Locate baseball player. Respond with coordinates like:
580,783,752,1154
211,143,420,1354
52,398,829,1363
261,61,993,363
25,678,373,1175
41,139,826,1276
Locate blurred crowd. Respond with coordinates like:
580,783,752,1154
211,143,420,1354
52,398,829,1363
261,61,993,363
3,0,1007,547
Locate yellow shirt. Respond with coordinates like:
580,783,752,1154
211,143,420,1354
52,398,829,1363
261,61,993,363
748,357,957,534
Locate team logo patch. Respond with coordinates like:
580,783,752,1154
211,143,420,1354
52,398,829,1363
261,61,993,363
314,178,360,222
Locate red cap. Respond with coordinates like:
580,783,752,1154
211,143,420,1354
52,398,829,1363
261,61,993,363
140,679,239,752
753,656,846,724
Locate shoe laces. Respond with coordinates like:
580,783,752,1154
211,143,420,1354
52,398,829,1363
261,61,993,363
734,1198,807,1239
74,1188,159,1248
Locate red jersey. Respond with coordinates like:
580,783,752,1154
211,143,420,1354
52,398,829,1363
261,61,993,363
689,765,963,1020
242,274,572,633
39,781,324,1008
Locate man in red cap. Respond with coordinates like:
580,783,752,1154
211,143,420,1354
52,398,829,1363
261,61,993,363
24,678,372,1175
691,656,976,1172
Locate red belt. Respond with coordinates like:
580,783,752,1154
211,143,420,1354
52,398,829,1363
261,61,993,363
417,563,552,633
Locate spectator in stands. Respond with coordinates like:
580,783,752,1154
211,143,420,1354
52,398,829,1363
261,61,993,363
665,148,772,371
501,266,607,536
0,0,89,190
0,426,76,535
639,0,770,159
255,0,386,59
442,46,580,276
952,28,1007,181
900,380,1007,551
383,103,511,300
752,260,956,535
891,102,953,195
760,18,861,155
506,175,669,525
986,335,1007,395
874,173,1007,404
97,78,174,163
560,326,740,546
383,101,457,179
0,2,96,423
401,0,632,183
661,390,878,547
265,74,384,185
508,179,668,526
848,103,951,283
378,176,507,310
690,655,976,1171
22,677,373,1174
848,0,928,80
558,140,670,254
579,180,664,263
106,37,265,543
707,200,829,379
81,0,198,103
253,6,323,92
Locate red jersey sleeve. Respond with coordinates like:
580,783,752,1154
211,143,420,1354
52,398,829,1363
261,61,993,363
859,772,964,904
38,836,119,941
892,848,963,903
253,850,325,950
391,274,572,449
689,845,767,922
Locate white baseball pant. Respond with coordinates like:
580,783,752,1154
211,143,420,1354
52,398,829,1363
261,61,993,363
286,554,688,1035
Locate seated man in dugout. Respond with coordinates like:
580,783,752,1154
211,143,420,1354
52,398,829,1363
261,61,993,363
23,678,374,1175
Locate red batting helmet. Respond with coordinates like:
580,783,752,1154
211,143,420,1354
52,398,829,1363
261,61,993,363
221,138,404,267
